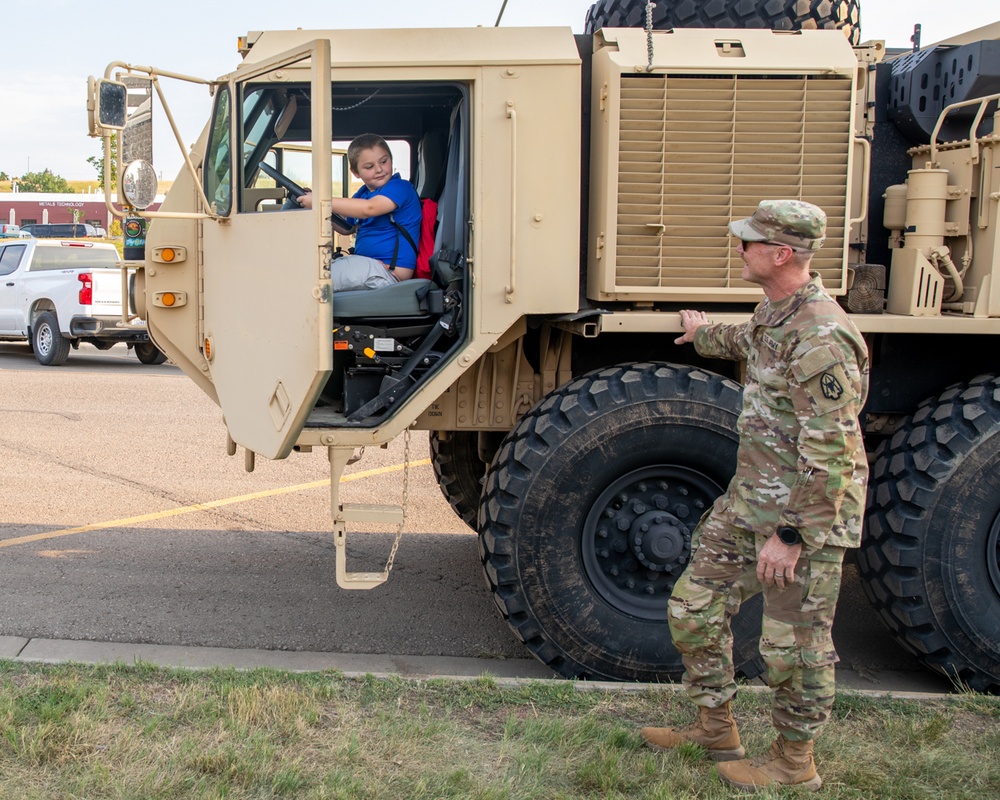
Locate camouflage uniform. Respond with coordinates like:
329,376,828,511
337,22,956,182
668,200,869,742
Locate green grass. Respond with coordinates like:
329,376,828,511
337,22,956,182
0,661,996,799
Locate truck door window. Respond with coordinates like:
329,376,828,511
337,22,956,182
0,245,25,276
204,85,233,216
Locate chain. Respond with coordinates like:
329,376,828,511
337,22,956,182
383,426,411,574
645,2,657,72
332,88,381,112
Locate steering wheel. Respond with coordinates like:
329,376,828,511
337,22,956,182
257,161,354,230
258,161,306,202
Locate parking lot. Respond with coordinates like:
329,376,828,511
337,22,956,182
0,342,953,692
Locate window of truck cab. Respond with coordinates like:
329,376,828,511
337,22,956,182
235,82,464,215
203,85,233,216
0,245,26,276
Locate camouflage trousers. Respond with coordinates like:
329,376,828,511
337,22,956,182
667,510,845,741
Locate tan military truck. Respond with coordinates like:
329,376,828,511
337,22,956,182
87,0,1000,692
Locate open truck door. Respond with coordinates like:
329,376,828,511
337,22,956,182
200,41,333,460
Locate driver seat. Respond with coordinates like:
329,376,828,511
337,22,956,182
332,127,452,320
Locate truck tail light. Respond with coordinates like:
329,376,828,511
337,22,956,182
78,272,93,305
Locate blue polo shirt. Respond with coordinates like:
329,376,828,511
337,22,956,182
348,173,421,270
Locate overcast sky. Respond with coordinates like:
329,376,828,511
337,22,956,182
0,0,995,185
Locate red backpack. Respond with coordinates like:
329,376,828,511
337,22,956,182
414,199,438,279
389,198,438,280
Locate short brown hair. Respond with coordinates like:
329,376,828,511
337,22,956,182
347,133,391,174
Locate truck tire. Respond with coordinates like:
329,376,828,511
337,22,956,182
858,375,1000,694
134,342,168,365
31,311,71,366
479,362,764,682
584,0,861,46
430,431,489,531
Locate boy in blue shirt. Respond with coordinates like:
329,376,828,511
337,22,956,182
298,133,421,291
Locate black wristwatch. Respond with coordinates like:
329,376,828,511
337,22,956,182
777,525,803,546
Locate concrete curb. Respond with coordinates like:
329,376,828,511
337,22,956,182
0,636,961,700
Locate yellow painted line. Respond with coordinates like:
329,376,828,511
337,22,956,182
0,458,431,550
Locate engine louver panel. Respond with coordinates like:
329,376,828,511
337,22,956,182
613,74,852,295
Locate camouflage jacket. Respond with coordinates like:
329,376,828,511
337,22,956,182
694,274,869,554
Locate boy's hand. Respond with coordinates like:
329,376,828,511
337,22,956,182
674,309,710,345
296,191,313,210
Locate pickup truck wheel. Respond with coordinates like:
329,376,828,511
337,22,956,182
430,431,490,531
134,342,168,365
858,375,1000,694
31,311,71,366
479,362,764,682
584,0,861,46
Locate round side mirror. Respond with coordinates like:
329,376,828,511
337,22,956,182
122,160,158,210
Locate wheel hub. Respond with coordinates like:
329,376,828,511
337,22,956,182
38,326,52,355
582,465,722,621
631,510,687,571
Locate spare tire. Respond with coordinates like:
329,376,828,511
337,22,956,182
584,0,861,47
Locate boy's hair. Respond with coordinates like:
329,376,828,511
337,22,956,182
347,133,391,173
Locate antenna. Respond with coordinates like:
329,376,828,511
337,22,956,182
494,0,510,27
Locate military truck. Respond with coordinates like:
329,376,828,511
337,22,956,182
86,0,1000,692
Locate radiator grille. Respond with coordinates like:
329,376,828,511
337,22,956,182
614,74,852,293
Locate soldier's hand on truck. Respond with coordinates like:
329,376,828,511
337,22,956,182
675,309,711,345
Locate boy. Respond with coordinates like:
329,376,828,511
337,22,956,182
298,133,421,291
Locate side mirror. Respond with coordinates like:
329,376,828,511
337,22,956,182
121,160,159,210
87,77,128,134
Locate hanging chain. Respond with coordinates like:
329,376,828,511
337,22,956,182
383,426,411,574
645,2,657,72
332,88,381,112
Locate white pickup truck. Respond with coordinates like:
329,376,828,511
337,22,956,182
0,238,163,365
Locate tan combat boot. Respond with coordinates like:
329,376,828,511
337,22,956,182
640,702,745,761
716,736,822,792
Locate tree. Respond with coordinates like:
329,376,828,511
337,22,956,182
87,134,118,190
18,169,75,193
0,171,8,182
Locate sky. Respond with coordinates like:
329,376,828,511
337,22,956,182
0,0,996,186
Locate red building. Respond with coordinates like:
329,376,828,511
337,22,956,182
1,192,163,231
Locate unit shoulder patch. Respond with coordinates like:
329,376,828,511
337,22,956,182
821,371,844,401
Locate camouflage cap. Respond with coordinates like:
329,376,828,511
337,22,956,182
729,200,827,251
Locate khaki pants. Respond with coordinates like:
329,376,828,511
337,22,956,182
333,255,399,292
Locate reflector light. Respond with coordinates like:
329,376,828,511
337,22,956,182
204,338,212,360
161,248,176,262
161,292,177,307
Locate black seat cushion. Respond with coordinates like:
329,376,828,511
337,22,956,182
333,278,436,319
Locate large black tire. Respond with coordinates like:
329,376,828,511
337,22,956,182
858,375,1000,694
31,311,71,366
479,362,763,682
134,341,168,365
585,0,861,46
430,431,491,531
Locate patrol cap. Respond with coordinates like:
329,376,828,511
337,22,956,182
729,200,827,251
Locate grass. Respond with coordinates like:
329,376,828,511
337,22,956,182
0,661,996,799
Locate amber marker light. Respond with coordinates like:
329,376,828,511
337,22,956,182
161,292,177,307
204,338,213,360
160,247,176,263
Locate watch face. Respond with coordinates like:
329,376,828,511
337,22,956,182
779,527,801,545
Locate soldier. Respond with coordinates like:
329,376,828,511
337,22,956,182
640,200,869,792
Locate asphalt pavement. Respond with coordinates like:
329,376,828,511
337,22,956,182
0,342,955,695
